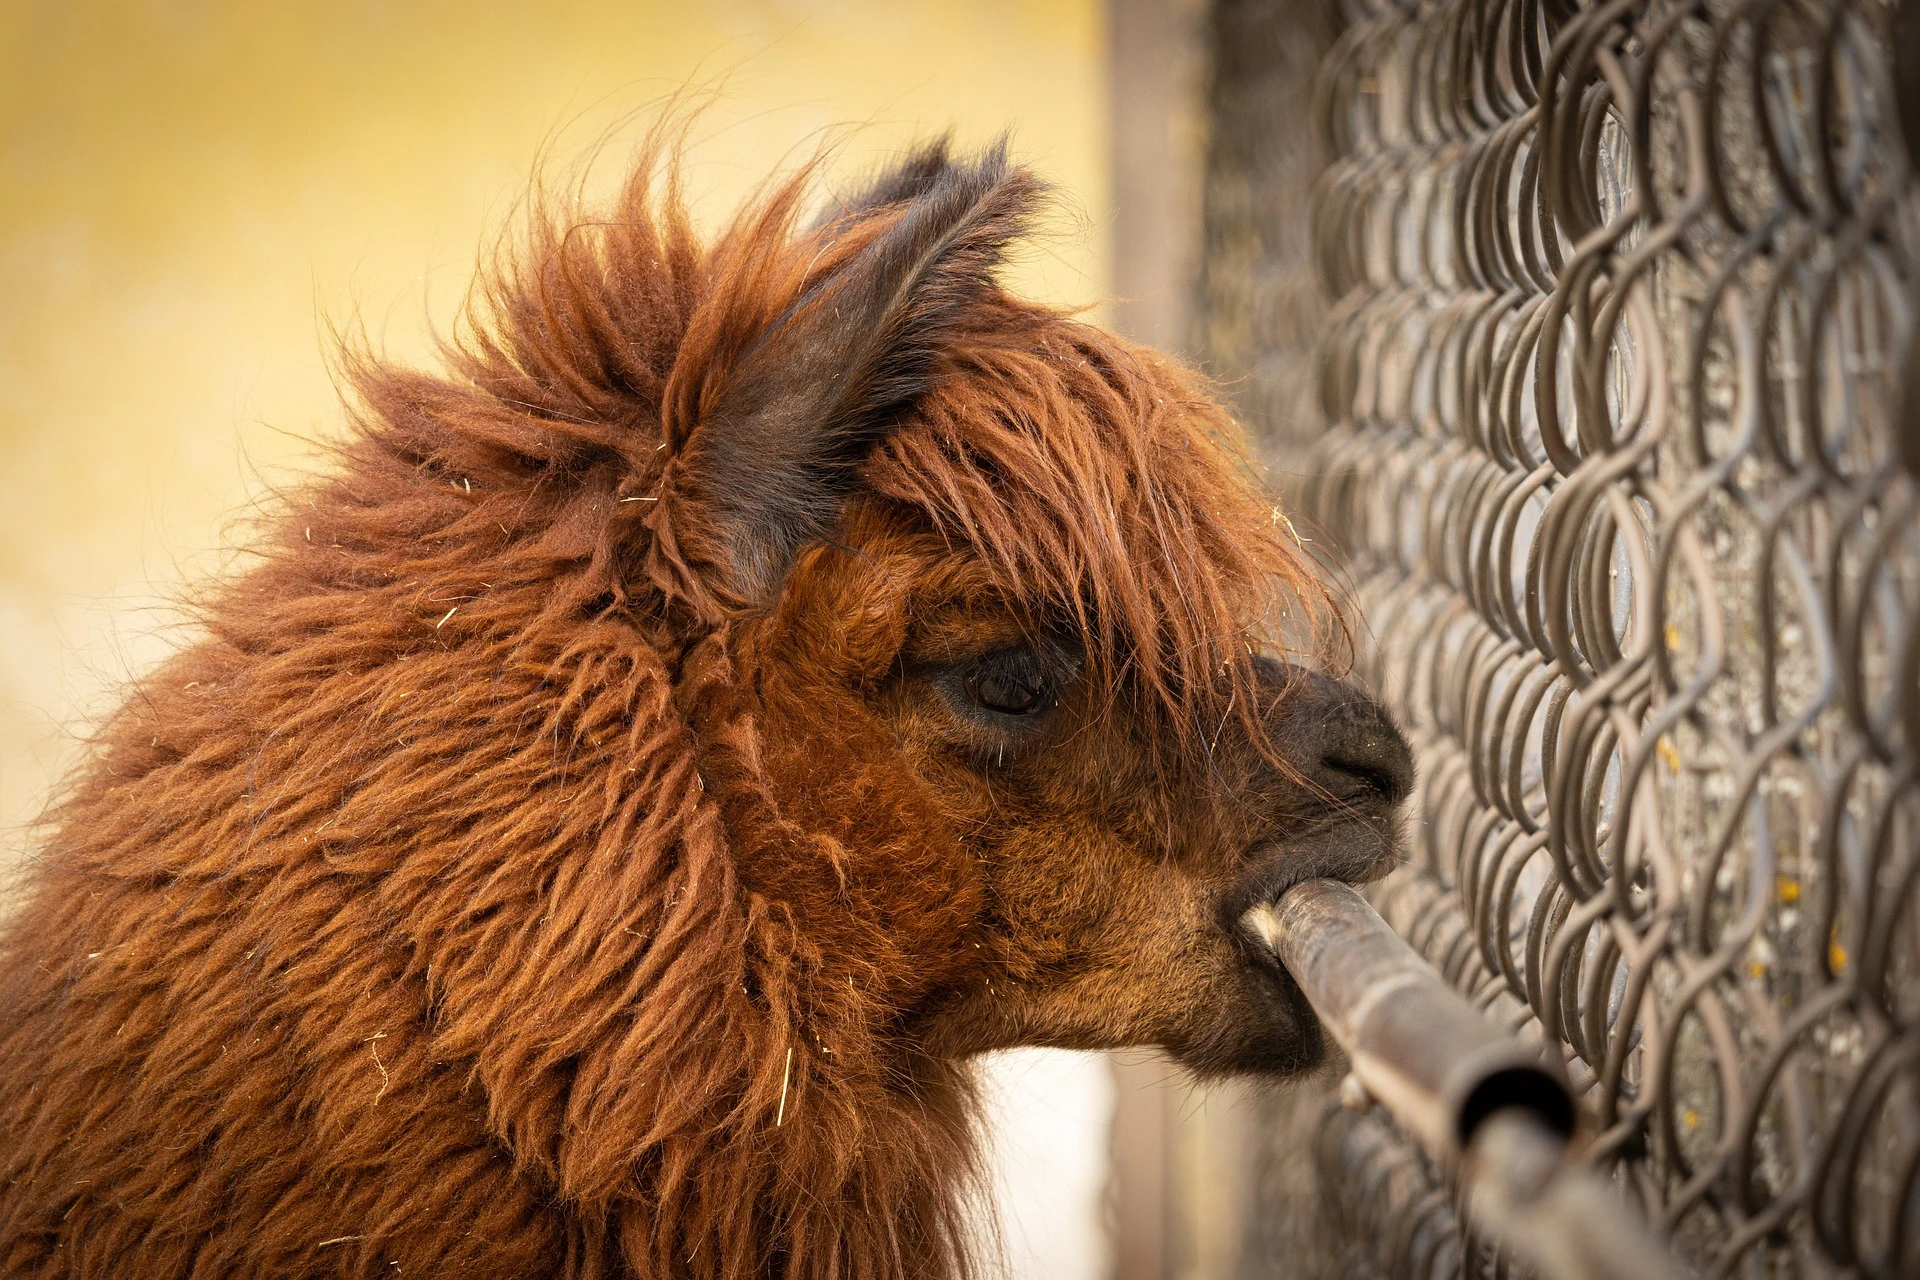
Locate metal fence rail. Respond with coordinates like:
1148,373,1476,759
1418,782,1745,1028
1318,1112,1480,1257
1248,879,1695,1280
1219,0,1920,1275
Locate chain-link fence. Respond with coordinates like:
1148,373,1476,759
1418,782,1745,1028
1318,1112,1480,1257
1201,0,1920,1275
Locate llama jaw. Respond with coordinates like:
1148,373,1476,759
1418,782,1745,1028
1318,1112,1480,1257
1144,832,1405,1079
1185,827,1406,1063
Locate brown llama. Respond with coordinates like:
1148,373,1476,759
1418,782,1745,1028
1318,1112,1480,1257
0,137,1411,1279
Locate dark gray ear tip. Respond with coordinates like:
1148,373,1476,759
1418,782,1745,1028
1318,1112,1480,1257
814,135,1035,231
939,135,1022,186
914,140,1047,224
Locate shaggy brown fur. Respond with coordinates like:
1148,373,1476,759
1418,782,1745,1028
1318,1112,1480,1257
0,135,1412,1279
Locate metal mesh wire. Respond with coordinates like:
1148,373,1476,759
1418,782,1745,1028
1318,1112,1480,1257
1221,0,1920,1275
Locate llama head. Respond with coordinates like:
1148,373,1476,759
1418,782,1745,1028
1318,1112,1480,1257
597,138,1413,1079
0,133,1416,1280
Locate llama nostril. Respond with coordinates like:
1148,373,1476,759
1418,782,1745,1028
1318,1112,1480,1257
1255,663,1415,807
1322,753,1410,806
1318,726,1414,808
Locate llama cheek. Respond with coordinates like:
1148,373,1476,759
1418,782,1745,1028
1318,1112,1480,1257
760,547,913,683
739,737,985,987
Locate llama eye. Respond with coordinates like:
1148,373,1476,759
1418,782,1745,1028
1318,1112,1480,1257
964,649,1052,716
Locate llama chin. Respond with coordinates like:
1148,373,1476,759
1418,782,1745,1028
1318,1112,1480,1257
0,133,1409,1279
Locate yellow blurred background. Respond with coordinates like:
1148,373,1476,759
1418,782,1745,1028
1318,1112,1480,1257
0,0,1106,841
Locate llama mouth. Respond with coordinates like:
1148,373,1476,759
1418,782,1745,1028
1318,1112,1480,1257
1219,820,1404,992
1221,819,1404,934
1159,828,1403,1079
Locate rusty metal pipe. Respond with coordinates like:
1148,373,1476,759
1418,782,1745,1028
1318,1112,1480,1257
1244,879,1686,1280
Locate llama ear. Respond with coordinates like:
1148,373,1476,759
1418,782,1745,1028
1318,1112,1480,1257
653,140,1044,610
